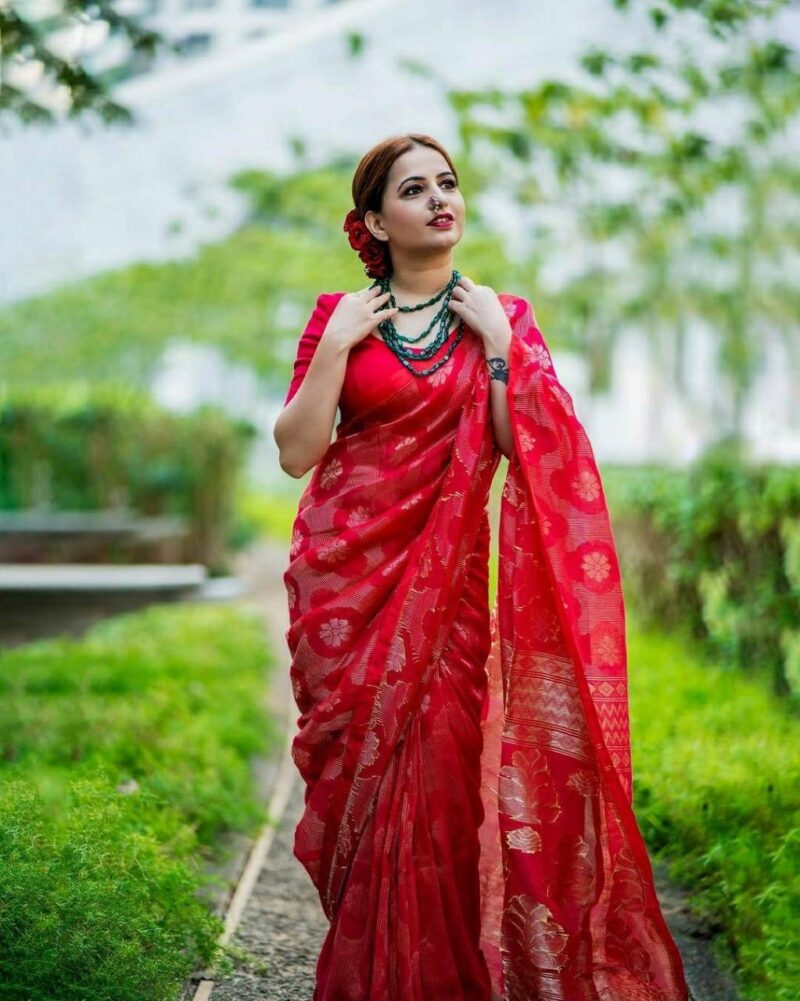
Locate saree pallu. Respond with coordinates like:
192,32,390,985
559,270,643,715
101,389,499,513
283,292,689,1001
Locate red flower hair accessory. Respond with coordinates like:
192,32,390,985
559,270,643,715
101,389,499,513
343,208,391,279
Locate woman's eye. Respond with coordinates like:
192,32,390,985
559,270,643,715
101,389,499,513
404,179,456,196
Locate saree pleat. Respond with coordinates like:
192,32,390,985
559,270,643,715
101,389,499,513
283,292,690,1001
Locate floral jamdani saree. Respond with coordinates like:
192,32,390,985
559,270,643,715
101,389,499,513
282,291,689,1001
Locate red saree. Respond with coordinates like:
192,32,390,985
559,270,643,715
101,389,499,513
282,291,690,1001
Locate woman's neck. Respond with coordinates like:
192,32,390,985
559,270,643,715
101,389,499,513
388,263,455,303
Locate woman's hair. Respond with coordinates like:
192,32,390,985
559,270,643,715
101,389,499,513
350,133,459,278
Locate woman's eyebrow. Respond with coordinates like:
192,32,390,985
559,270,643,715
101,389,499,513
397,171,454,192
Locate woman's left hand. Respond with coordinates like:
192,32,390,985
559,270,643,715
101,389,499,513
448,275,512,348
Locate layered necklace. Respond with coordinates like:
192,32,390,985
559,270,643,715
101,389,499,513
370,268,465,377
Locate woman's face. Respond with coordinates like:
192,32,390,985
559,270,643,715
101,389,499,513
364,145,465,259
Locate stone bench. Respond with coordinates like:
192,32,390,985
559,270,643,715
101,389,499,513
0,510,189,563
0,562,221,649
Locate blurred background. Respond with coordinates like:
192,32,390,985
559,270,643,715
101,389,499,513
1,1,798,999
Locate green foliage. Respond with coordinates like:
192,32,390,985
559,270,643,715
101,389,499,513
614,1,792,39
607,445,800,698
628,615,800,1001
0,225,332,388
0,1,166,127
0,776,223,1001
0,387,256,572
450,0,800,434
0,601,277,999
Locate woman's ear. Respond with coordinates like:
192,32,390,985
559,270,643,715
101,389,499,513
364,210,388,243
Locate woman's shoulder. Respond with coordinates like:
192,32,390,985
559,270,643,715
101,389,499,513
497,291,532,319
300,291,347,337
315,290,348,309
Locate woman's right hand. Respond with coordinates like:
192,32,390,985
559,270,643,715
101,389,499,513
323,286,400,350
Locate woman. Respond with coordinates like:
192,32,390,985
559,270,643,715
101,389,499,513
274,133,690,1001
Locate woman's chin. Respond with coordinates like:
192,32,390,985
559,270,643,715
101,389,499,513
421,229,461,249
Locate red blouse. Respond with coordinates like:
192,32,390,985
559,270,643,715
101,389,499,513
283,291,467,425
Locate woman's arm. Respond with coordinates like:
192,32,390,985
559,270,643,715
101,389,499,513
447,276,515,459
273,288,398,478
484,330,514,459
273,331,350,478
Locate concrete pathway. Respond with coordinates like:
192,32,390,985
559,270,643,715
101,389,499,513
194,539,740,1001
202,540,328,1000
206,772,328,1000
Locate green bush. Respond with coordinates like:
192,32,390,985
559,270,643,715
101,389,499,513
628,614,800,1001
0,775,223,1001
607,440,800,699
0,602,279,998
0,386,257,572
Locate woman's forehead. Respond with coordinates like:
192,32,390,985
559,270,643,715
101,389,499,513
389,148,452,182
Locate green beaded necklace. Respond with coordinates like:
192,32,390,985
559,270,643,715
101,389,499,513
370,268,465,378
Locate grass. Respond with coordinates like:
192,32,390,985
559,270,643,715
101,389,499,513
0,601,281,1001
627,610,800,1001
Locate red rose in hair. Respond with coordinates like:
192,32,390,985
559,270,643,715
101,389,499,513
343,209,371,251
360,240,388,274
343,207,391,279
